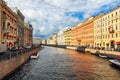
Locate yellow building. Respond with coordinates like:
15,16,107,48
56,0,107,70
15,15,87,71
94,14,104,47
94,6,120,50
46,34,57,45
46,37,51,45
41,40,47,45
64,28,72,45
51,34,57,45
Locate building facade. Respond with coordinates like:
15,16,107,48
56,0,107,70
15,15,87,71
48,34,57,45
11,7,25,47
94,7,120,50
76,17,94,47
94,14,104,48
41,40,47,45
33,38,41,45
64,27,72,45
24,23,33,47
57,29,64,45
0,0,18,49
46,37,51,45
71,24,82,46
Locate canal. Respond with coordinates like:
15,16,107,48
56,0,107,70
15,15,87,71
5,46,120,80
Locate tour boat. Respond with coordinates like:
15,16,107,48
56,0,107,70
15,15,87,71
109,58,120,67
31,53,39,59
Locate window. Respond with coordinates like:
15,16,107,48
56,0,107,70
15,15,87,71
3,22,5,29
108,34,110,38
112,20,113,23
106,35,107,39
116,12,117,15
105,17,107,20
116,33,118,38
105,23,106,26
112,34,113,38
108,21,110,25
116,25,118,30
112,14,113,17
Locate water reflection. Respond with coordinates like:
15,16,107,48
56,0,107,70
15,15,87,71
5,46,120,80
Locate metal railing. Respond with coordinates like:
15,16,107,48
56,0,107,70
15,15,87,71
0,45,41,62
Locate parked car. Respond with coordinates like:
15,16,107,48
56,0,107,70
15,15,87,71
18,47,23,50
10,47,18,51
25,46,31,49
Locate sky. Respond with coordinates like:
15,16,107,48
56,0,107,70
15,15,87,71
4,0,120,39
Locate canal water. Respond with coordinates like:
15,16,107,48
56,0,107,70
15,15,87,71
5,46,120,80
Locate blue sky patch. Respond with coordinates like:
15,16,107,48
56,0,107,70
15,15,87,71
65,12,84,21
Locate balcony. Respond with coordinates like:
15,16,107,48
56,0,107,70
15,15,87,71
108,26,114,33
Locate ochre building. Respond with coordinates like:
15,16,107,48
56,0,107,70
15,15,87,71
71,25,82,46
73,17,94,47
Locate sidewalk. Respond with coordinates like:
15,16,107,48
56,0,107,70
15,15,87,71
66,46,120,59
85,48,120,58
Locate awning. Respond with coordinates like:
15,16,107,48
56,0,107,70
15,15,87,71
116,41,120,44
9,42,13,46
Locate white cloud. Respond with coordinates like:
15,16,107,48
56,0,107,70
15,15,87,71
4,0,120,39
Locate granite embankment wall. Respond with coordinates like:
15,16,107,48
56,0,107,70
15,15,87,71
44,45,120,58
85,48,120,58
0,47,40,79
44,45,67,48
66,46,120,58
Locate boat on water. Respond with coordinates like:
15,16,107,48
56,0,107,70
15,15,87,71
31,53,39,59
109,58,120,67
99,54,107,58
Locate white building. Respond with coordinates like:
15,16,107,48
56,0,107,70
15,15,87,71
33,38,41,45
57,29,65,45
